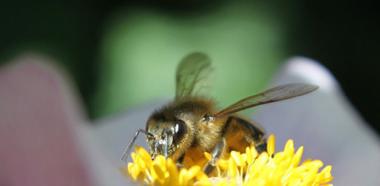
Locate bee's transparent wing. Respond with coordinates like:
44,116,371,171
175,52,212,99
214,83,318,117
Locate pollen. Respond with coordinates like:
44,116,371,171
122,134,333,186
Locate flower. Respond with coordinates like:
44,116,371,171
123,134,333,186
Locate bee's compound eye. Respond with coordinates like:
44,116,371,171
173,120,186,144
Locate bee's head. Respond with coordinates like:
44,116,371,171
145,98,215,160
146,117,188,160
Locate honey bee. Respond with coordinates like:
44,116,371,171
122,52,318,173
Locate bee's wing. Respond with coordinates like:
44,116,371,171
175,52,212,99
214,83,318,117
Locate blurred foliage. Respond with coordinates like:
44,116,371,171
93,2,284,116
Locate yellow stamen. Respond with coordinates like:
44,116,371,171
124,134,333,186
267,134,276,156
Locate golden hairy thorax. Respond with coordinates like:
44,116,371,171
181,113,266,170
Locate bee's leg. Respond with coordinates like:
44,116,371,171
121,128,153,163
255,141,267,153
203,138,226,174
245,135,267,153
176,155,185,168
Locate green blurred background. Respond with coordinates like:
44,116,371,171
0,0,379,133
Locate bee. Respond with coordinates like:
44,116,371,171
122,52,318,173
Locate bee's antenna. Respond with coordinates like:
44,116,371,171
121,128,153,163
